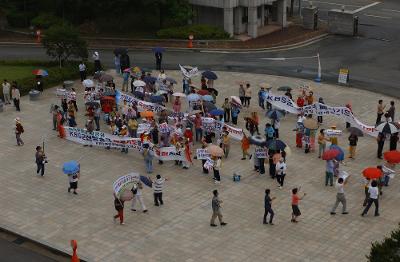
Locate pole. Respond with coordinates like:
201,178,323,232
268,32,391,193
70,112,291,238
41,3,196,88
315,53,321,82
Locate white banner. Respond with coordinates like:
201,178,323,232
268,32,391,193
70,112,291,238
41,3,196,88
117,91,167,113
155,146,186,161
55,88,76,101
179,64,199,79
324,129,343,137
196,148,211,160
203,158,214,171
113,173,139,197
137,123,151,135
264,92,378,137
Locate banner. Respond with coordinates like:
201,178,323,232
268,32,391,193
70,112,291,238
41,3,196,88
264,92,378,137
159,122,171,134
113,173,139,197
137,123,151,135
255,147,268,158
155,146,186,161
196,148,211,160
55,88,76,101
179,64,199,79
116,91,167,113
203,158,214,171
324,129,342,137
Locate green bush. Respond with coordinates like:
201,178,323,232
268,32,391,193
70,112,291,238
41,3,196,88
0,60,94,97
368,224,400,262
31,13,64,29
6,10,34,28
156,24,230,40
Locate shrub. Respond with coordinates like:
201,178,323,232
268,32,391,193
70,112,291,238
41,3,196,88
156,24,230,39
6,10,34,28
31,13,63,29
368,224,400,262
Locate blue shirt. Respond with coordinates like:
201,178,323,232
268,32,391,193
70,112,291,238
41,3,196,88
326,160,334,173
231,107,240,117
265,127,275,138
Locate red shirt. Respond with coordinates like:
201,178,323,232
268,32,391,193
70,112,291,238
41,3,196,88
184,130,193,143
292,194,300,205
194,117,202,129
296,97,305,107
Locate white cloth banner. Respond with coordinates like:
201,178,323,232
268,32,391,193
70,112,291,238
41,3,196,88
55,88,76,102
137,123,151,135
179,64,199,79
117,91,167,113
196,148,211,160
264,92,378,137
113,173,139,197
204,158,214,171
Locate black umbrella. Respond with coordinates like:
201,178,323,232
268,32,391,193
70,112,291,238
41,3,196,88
207,87,218,96
347,127,364,137
249,135,266,147
134,91,144,99
114,48,128,55
265,139,287,151
376,122,399,134
150,95,165,103
202,70,218,80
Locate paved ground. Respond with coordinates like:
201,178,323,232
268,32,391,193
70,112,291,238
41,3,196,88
0,71,399,261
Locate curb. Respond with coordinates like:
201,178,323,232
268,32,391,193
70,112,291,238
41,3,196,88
0,33,329,53
0,224,90,262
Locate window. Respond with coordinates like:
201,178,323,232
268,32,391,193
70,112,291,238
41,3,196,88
242,7,248,23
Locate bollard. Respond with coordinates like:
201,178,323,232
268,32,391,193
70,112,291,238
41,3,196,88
188,34,194,48
36,29,41,43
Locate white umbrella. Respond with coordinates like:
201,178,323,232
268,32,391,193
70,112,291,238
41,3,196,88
376,122,399,134
133,80,146,87
173,92,186,97
82,79,94,87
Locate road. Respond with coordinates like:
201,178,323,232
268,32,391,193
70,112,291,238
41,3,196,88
0,237,58,262
0,0,399,98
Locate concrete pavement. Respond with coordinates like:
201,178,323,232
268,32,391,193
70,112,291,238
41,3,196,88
0,70,399,261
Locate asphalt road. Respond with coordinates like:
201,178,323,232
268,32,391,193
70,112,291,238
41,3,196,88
0,238,58,262
0,0,399,98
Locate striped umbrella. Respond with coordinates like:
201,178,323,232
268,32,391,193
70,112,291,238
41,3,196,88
376,121,399,134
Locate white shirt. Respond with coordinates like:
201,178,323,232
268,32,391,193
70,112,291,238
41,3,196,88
79,63,86,72
2,82,10,93
274,120,280,129
68,173,79,183
335,181,344,194
276,162,287,175
368,186,379,199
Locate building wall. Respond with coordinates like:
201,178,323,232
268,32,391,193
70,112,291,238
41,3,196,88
193,6,224,28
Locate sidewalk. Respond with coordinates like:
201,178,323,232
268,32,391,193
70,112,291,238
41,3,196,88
0,71,398,261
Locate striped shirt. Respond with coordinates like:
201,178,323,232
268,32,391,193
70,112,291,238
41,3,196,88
153,178,165,193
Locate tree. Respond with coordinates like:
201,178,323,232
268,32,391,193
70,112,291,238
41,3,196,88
368,224,400,262
42,24,88,68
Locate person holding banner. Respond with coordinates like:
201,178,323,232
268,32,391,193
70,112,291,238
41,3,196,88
213,156,222,184
241,132,251,160
142,143,154,173
113,196,125,225
348,133,358,159
318,129,327,158
317,97,325,124
222,98,231,122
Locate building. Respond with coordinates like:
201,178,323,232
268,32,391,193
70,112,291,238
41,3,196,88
190,0,288,38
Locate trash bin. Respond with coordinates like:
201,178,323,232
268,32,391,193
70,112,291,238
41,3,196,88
0,99,3,112
29,89,41,101
63,80,74,91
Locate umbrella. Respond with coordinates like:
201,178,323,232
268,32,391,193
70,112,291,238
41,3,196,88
189,109,203,115
384,150,400,164
265,139,287,151
266,110,285,120
202,70,218,80
141,111,154,118
133,80,146,87
277,86,292,91
206,144,224,157
150,95,165,103
249,135,266,147
230,96,242,107
62,161,80,175
103,90,116,96
140,175,153,187
144,76,157,83
303,118,319,130
376,122,399,134
132,66,141,73
347,127,364,137
133,91,144,99
156,90,168,96
120,190,134,201
113,173,140,198
165,77,177,84
32,69,48,77
322,149,340,160
259,82,271,89
93,71,103,80
123,67,132,73
362,167,383,179
173,92,186,97
82,79,94,88
202,95,214,102
85,101,100,108
209,109,224,116
99,74,113,83
329,144,345,161
207,87,219,96
152,47,165,53
197,90,209,96
114,48,128,55
187,93,201,102
203,101,216,112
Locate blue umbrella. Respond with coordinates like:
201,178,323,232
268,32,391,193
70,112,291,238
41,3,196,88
209,109,224,116
329,145,344,161
62,161,80,175
152,47,165,53
202,70,218,80
202,95,214,102
266,109,285,120
150,95,165,103
143,76,157,83
265,139,287,151
140,176,152,187
187,93,201,102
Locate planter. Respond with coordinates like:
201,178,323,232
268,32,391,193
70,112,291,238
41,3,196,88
63,80,74,90
29,89,41,101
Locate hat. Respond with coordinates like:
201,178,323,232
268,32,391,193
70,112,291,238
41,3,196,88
15,117,20,122
330,125,337,129
186,127,191,130
122,125,127,129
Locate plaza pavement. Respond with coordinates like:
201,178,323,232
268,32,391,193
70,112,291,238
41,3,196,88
0,70,399,262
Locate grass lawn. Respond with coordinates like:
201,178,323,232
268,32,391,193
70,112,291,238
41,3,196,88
0,65,37,81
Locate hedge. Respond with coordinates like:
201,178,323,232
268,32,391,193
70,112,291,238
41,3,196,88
0,60,94,97
31,13,64,29
156,24,230,40
368,223,400,261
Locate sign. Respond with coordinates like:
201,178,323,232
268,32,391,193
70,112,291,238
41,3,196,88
155,146,186,161
338,68,349,84
324,129,342,137
196,149,211,160
203,158,214,171
137,123,151,135
113,173,139,197
159,122,170,134
255,147,268,158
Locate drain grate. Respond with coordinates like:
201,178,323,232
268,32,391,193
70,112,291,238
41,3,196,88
12,237,25,245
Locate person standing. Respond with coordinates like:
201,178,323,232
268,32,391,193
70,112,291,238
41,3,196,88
291,188,306,223
15,118,24,146
79,61,86,82
35,146,45,176
387,101,395,121
194,114,203,142
222,131,230,158
376,132,385,159
241,132,252,160
11,83,20,111
389,133,398,150
93,51,101,73
142,144,154,173
263,189,275,225
210,190,227,227
51,105,59,131
318,129,327,158
231,106,240,125
330,177,349,215
70,88,78,112
131,182,148,213
348,133,358,159
275,158,287,189
361,180,380,217
113,196,125,225
239,84,245,106
94,106,101,131
213,156,222,184
2,79,11,104
152,174,166,206
325,159,334,186
122,71,129,92
317,97,324,123
376,100,385,125
244,83,252,107
68,171,79,194
222,98,231,122
258,87,265,110
155,51,162,71
114,54,121,74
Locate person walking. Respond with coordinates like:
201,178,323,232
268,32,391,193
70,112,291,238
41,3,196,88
376,132,385,159
222,131,230,158
155,51,162,71
387,101,395,121
231,106,240,125
11,83,20,111
361,180,380,217
194,114,203,142
35,146,45,176
51,105,59,131
15,118,24,146
70,88,78,112
318,129,327,158
93,51,101,73
275,158,287,189
291,188,306,223
389,133,398,151
239,84,245,106
348,133,358,159
222,98,231,122
94,106,101,131
131,182,148,213
114,54,121,74
244,83,252,107
68,171,79,195
263,189,275,225
213,156,222,184
210,190,227,227
317,97,324,123
325,159,334,186
241,132,252,160
142,143,154,173
376,100,385,125
330,177,349,215
258,87,265,110
152,174,166,206
113,196,125,225
79,61,86,82
2,79,11,104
